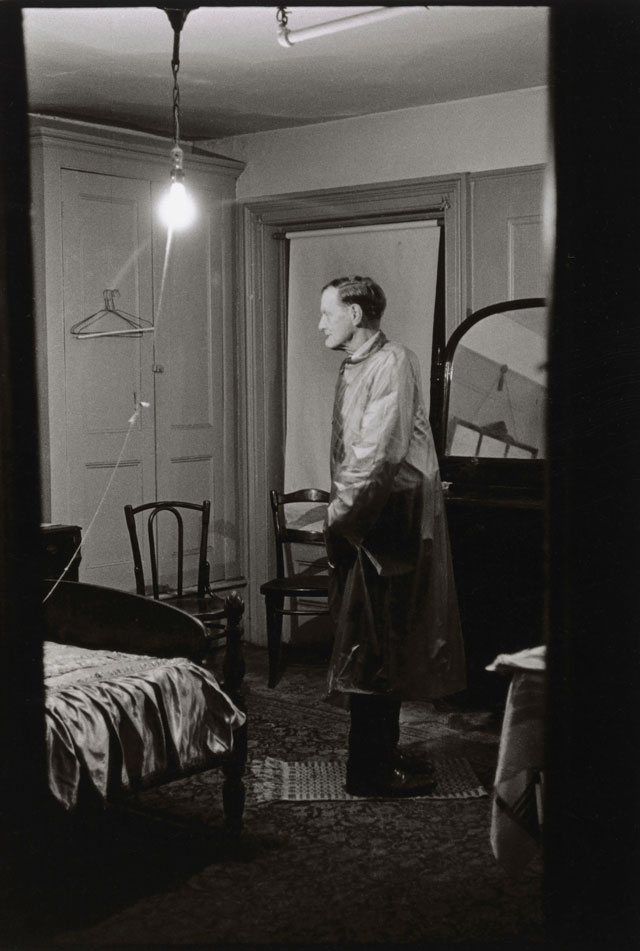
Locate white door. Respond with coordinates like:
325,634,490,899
283,221,442,642
61,169,156,589
285,221,442,492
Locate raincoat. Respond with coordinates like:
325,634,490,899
325,332,466,701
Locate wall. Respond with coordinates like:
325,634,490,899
210,87,548,198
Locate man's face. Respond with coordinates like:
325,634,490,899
319,287,355,351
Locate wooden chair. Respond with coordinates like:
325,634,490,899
124,501,244,677
260,488,330,688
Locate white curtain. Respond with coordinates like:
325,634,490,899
284,221,442,494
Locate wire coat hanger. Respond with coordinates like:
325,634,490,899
70,289,154,339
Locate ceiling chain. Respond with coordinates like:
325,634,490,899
163,7,195,147
171,40,181,146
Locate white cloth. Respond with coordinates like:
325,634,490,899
489,648,546,875
486,645,546,673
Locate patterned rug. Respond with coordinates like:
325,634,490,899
249,755,488,802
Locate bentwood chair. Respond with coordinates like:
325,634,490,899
124,500,244,679
260,488,330,688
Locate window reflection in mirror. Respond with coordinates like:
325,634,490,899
445,305,547,459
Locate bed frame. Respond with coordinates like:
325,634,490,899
42,579,247,834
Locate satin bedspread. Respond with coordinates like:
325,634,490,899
44,641,245,811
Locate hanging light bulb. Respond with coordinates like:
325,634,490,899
159,144,196,230
159,8,197,230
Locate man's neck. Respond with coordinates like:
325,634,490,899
343,327,379,356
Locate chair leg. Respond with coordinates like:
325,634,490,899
265,593,284,688
222,719,246,837
220,592,246,835
222,591,245,703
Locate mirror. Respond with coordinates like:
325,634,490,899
443,299,547,459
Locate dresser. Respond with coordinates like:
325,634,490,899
41,524,82,582
434,296,548,707
443,487,544,706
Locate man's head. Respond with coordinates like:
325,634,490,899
318,276,386,351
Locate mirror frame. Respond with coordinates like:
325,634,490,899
435,297,547,497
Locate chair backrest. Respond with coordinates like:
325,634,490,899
124,500,211,600
269,488,329,578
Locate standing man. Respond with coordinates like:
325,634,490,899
319,276,465,797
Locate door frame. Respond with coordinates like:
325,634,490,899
238,174,467,645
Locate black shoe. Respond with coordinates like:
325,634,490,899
394,749,436,776
345,767,436,798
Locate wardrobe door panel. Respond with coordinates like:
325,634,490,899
61,169,156,589
152,178,239,589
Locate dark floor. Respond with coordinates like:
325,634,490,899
26,641,543,949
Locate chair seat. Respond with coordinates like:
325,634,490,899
260,574,329,599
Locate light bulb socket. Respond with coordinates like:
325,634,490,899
169,144,185,184
170,144,184,168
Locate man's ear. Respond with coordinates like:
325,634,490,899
351,304,363,326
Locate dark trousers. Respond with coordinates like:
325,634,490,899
347,693,401,787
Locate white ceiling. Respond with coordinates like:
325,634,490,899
23,5,549,141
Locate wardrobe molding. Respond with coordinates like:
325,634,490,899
30,115,246,594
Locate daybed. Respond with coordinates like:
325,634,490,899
42,579,247,832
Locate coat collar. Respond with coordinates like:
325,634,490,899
340,331,387,372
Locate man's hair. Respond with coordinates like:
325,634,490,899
323,276,387,323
